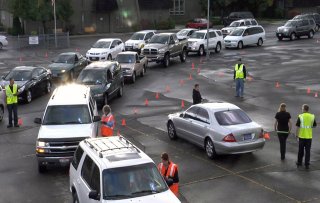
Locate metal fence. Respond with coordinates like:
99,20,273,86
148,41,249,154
7,32,70,50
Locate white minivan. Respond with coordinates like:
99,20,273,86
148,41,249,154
70,137,181,203
224,25,266,49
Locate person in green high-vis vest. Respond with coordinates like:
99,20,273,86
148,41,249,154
233,58,246,98
295,104,317,169
5,78,19,128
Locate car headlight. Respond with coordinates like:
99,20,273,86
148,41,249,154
283,28,289,32
37,141,47,147
18,85,25,93
95,93,103,97
159,48,166,53
61,69,66,73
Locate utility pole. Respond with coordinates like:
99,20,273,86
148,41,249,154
206,0,210,60
53,0,57,48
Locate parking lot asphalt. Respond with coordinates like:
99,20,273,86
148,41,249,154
1,23,320,203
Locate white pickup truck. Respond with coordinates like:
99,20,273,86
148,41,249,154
116,51,148,83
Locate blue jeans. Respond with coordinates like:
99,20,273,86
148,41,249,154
7,103,18,126
235,78,244,97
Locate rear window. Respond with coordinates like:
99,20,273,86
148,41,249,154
215,109,252,125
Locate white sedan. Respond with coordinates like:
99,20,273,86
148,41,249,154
0,35,8,49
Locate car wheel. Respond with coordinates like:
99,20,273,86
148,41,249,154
167,121,177,140
69,70,74,82
277,36,283,41
118,85,123,97
257,38,263,46
237,41,243,49
315,24,319,32
38,163,47,173
215,42,221,53
205,138,217,159
26,90,32,103
163,53,170,67
290,32,296,41
198,45,205,56
131,72,136,83
180,49,187,62
72,191,79,203
140,66,145,77
107,54,112,60
308,30,314,38
0,42,3,49
45,81,51,94
0,105,4,121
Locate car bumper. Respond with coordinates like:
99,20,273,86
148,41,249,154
125,46,140,52
187,45,200,52
144,54,165,62
1,40,8,46
37,155,73,166
86,55,107,62
276,32,290,38
224,41,238,48
51,73,70,82
214,138,265,154
93,93,104,104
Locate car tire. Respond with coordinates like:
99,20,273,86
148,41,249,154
167,121,177,140
257,38,263,46
308,30,314,39
205,138,217,159
72,191,79,203
315,24,319,32
118,84,123,98
290,32,296,41
163,53,170,67
198,45,205,56
45,81,51,94
277,36,283,41
237,41,243,49
215,42,221,53
107,54,112,60
26,90,32,103
38,163,47,173
69,70,74,82
0,42,3,49
140,66,145,77
0,105,4,121
131,72,136,83
180,49,187,62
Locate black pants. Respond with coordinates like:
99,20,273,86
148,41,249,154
277,133,289,159
7,103,18,126
297,138,312,166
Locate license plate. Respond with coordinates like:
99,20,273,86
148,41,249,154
59,158,69,164
243,134,252,140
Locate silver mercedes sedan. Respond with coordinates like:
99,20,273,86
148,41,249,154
167,102,265,159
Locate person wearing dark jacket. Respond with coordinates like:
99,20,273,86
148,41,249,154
192,84,202,104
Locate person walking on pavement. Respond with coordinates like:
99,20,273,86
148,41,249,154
5,78,19,128
274,103,292,160
296,104,316,169
192,84,202,104
100,105,115,137
158,152,179,196
234,58,246,98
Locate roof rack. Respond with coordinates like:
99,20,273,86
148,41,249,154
84,136,140,158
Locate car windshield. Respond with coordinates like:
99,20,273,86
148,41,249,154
103,163,168,200
190,32,205,39
116,54,135,63
42,105,91,125
53,54,74,64
230,28,244,36
149,35,169,44
215,109,252,125
130,33,145,40
284,21,297,27
177,30,189,36
230,22,240,27
92,41,111,48
76,69,106,85
5,70,32,81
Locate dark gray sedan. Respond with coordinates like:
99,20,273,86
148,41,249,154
167,102,265,159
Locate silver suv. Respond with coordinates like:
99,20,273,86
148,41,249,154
276,19,315,41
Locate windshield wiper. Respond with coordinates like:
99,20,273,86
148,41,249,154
64,121,82,124
132,189,160,195
105,194,133,200
44,122,61,125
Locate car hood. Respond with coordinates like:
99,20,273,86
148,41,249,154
0,80,28,88
48,63,74,71
222,27,235,31
224,36,241,41
120,63,134,69
144,43,167,50
188,38,203,43
125,39,144,45
103,190,180,203
38,124,95,139
88,48,110,53
277,26,291,31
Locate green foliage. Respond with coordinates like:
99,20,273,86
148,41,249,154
155,18,175,30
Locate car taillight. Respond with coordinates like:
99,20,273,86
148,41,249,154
223,133,236,142
259,129,264,138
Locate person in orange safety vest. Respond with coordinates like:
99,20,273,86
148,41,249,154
158,152,179,196
100,105,115,137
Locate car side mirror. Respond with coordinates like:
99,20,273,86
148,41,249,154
93,115,101,122
34,118,42,124
110,45,115,49
88,190,100,200
136,60,140,63
179,113,184,118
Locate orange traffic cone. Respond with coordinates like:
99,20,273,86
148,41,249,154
275,82,280,88
307,87,311,94
315,92,318,98
155,92,159,99
165,85,171,93
189,73,193,80
264,132,270,140
18,118,23,126
247,76,253,82
121,119,126,126
191,62,195,70
145,98,149,106
181,100,185,108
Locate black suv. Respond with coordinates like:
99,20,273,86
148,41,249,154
223,11,254,26
276,19,315,41
76,61,124,107
293,13,320,32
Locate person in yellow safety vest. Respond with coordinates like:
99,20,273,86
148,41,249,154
5,78,19,128
158,152,179,196
100,105,115,137
233,58,246,98
295,104,316,169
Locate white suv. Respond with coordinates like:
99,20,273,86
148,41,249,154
224,25,266,49
70,137,181,203
187,29,224,56
34,84,100,173
86,38,125,62
0,86,4,121
125,30,155,53
221,19,258,37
